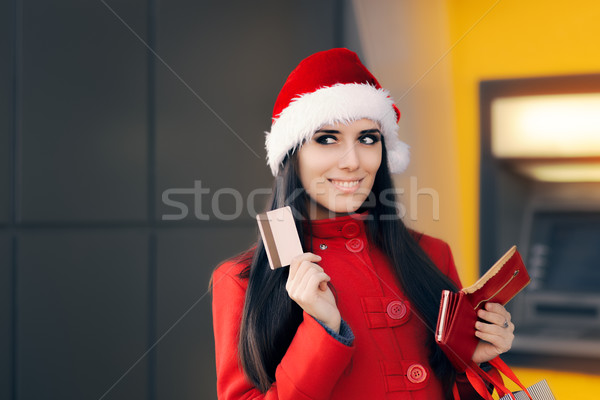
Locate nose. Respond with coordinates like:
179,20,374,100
338,142,360,171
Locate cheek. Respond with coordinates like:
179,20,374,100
298,147,333,183
361,148,383,175
369,156,382,173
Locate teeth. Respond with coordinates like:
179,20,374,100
331,180,360,188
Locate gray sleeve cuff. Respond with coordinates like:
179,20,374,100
315,318,355,347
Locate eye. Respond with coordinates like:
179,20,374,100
315,135,337,145
359,134,380,145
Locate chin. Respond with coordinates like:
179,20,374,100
332,200,366,214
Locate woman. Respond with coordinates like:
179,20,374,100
211,48,514,399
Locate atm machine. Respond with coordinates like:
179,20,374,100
479,74,600,373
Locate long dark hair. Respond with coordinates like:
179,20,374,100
235,139,459,398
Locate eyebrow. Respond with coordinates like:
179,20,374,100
315,128,382,135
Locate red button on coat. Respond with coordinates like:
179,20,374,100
345,238,364,252
407,364,427,384
341,222,360,238
386,300,407,320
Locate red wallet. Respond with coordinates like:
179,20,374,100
435,246,530,371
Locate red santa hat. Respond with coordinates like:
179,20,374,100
265,48,409,176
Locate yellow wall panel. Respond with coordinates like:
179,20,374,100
448,0,600,280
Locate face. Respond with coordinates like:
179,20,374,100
297,118,382,220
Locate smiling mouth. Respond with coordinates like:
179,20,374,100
329,179,361,188
327,179,364,192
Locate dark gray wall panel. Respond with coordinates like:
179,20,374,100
156,225,255,400
20,1,148,223
156,0,336,222
18,230,149,399
0,0,12,224
0,234,12,400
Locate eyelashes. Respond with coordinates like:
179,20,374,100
314,134,381,145
315,135,337,145
360,134,380,145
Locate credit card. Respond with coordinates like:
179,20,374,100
256,206,303,269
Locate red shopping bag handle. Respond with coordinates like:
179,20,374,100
489,357,532,398
455,357,532,400
466,363,513,400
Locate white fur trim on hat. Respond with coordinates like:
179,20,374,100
265,83,409,176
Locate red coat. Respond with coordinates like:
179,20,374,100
212,214,479,399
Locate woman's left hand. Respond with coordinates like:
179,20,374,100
471,302,514,364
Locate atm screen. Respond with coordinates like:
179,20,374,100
530,212,600,294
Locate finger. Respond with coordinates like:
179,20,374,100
296,270,330,297
289,252,322,280
476,320,514,336
475,320,515,337
475,329,513,354
287,261,325,296
475,319,513,338
478,305,512,327
477,309,508,327
475,321,514,354
286,264,306,295
484,303,511,319
291,271,331,304
475,333,510,354
289,256,322,285
294,260,324,285
305,272,331,297
290,252,322,266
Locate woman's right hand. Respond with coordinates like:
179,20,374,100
286,252,341,333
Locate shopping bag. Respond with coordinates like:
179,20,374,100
499,379,556,400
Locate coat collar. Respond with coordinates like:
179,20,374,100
303,212,369,239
